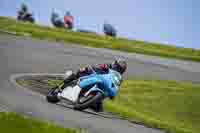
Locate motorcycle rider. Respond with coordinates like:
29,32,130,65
18,3,28,18
51,11,64,28
103,22,117,37
64,11,74,29
17,3,34,23
61,59,127,112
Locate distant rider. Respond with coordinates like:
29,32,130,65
103,22,117,37
64,11,74,29
51,11,65,28
18,3,28,18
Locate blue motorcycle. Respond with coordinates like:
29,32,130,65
46,69,122,111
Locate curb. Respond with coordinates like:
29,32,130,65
9,73,65,99
0,29,17,35
0,29,31,37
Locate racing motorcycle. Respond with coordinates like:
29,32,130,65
17,12,35,23
46,69,122,111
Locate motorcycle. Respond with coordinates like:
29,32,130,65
17,12,35,23
46,69,122,111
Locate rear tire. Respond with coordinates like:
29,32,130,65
74,92,103,111
28,17,35,23
46,88,60,103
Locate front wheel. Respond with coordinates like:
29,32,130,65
46,88,60,103
74,92,103,111
28,17,35,23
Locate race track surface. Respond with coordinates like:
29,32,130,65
1,33,200,133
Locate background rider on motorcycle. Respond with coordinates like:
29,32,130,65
64,11,74,29
17,3,35,23
18,3,28,17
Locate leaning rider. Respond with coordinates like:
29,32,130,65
61,59,127,112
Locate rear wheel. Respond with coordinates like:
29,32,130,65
46,87,60,103
74,92,103,111
28,17,35,23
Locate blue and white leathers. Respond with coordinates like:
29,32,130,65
78,69,122,98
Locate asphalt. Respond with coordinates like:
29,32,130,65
0,33,200,133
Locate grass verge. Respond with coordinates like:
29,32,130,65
1,16,200,62
48,79,200,133
0,112,86,133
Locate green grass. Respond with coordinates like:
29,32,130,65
1,16,200,62
0,112,86,133
48,79,200,133
48,79,63,87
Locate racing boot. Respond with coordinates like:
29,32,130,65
96,101,104,112
90,100,104,112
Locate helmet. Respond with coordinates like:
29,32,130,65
21,3,28,12
111,58,127,74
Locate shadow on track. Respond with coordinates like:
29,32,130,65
56,101,125,120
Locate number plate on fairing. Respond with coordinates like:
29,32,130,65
60,85,81,102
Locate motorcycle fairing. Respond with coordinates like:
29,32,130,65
60,85,82,102
78,69,122,97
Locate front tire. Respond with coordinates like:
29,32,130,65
74,92,103,111
46,88,60,103
28,17,35,23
